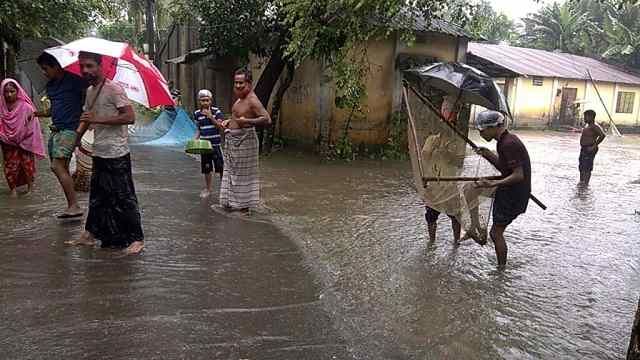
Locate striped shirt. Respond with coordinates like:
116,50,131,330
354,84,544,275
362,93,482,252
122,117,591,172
194,108,224,146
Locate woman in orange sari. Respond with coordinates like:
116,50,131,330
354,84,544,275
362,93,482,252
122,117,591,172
0,79,45,196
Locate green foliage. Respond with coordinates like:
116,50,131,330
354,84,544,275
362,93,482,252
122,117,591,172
520,0,640,70
326,135,356,161
520,2,593,53
380,111,409,160
98,19,144,46
465,1,517,44
97,0,174,48
176,0,450,110
176,0,452,153
0,0,116,48
170,0,279,59
599,1,640,68
438,0,516,44
281,0,447,109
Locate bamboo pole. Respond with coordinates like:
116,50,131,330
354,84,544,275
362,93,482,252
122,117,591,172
586,70,622,136
404,82,548,211
423,176,503,182
402,86,425,179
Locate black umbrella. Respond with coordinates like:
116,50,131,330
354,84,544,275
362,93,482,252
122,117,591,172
404,62,511,117
401,63,546,210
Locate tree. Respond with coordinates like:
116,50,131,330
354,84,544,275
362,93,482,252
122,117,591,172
599,1,640,68
0,0,116,78
520,2,592,53
519,0,640,71
98,0,173,57
462,0,517,44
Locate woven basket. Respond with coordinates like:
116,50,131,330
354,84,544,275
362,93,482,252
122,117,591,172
73,130,94,192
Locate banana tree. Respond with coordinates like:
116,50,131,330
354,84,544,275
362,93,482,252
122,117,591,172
600,2,640,68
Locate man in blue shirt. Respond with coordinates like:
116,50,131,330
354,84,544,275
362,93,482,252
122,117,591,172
36,52,88,218
193,89,224,198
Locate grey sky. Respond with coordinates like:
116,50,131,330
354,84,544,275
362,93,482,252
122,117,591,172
488,0,564,21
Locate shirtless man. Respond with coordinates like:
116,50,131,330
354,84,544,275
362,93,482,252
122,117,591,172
219,68,271,212
579,110,606,186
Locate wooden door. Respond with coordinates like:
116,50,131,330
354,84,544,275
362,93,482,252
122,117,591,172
559,88,578,125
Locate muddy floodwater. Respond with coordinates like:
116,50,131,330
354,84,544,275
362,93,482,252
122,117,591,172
1,131,639,359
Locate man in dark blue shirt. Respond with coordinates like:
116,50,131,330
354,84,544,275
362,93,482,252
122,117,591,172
36,52,88,218
193,89,224,198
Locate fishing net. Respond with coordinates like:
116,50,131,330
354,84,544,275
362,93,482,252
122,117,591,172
403,86,500,241
128,107,196,146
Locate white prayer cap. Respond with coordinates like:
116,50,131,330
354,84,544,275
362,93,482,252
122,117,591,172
198,89,213,99
476,110,505,130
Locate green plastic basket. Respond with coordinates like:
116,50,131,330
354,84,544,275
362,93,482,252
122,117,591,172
185,139,213,154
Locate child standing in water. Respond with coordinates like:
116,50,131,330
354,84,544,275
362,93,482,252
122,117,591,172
193,89,225,198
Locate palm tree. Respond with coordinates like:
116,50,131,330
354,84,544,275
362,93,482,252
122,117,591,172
520,2,592,53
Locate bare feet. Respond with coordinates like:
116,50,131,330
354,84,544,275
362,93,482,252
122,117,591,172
199,189,211,198
65,231,97,246
58,205,84,218
461,226,488,246
9,189,18,198
125,241,144,255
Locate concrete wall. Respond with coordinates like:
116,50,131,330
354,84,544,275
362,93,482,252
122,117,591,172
270,32,465,147
512,76,556,127
613,84,640,126
500,75,640,128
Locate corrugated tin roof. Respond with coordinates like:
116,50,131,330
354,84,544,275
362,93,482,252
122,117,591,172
468,42,640,85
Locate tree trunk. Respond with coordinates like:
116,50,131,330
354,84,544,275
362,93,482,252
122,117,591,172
0,39,6,80
253,39,287,154
6,44,17,79
628,297,640,360
145,0,156,60
264,61,295,153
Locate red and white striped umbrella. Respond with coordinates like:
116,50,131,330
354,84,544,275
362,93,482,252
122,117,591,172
44,37,174,108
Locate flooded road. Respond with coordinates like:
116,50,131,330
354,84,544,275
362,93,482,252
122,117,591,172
261,131,640,359
0,147,348,359
1,131,639,359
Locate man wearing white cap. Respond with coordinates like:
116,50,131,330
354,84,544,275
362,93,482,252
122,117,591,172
474,110,531,268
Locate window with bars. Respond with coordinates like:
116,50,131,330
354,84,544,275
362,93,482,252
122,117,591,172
616,92,635,114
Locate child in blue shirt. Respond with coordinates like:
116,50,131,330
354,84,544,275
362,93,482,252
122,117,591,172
193,89,224,198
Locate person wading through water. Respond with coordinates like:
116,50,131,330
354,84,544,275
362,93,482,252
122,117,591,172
35,52,88,218
219,68,271,214
474,110,531,269
578,110,606,187
0,79,45,197
65,51,144,254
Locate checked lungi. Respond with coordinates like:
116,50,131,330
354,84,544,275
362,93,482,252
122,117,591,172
219,127,260,210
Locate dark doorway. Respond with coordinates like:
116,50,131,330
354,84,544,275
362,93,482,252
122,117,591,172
559,87,578,125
